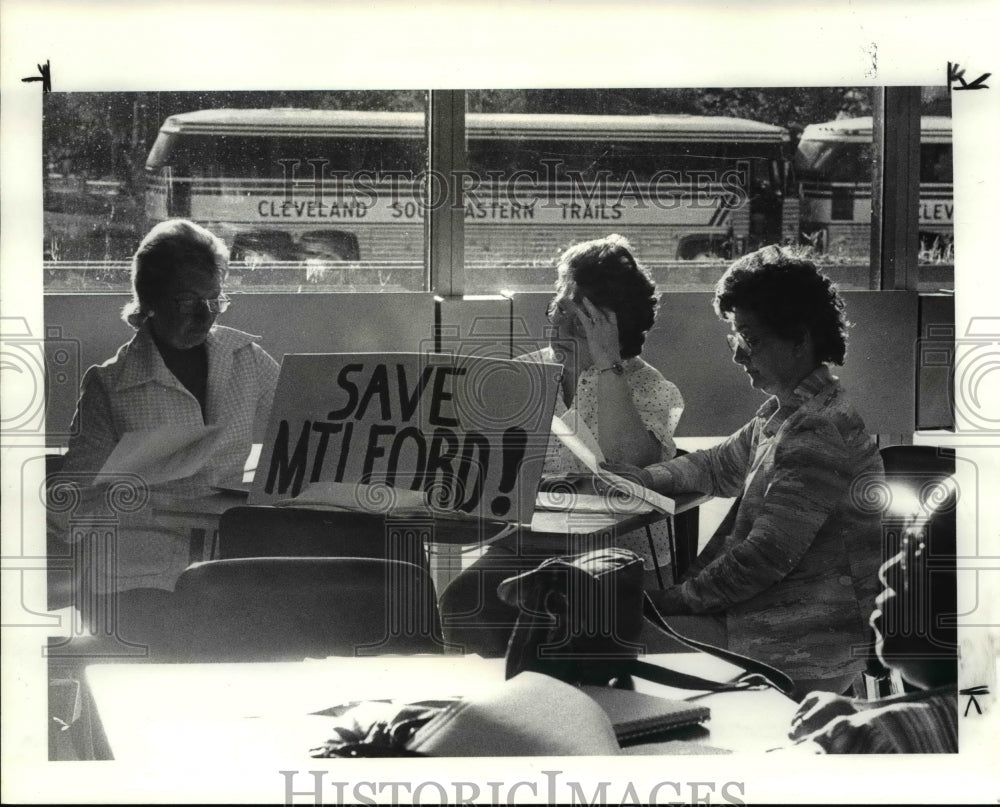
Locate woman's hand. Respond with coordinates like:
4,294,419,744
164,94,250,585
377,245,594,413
599,460,654,490
788,691,862,741
570,297,621,368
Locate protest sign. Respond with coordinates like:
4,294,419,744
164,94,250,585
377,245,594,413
251,352,561,524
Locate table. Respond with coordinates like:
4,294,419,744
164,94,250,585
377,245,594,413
203,488,712,596
83,653,798,763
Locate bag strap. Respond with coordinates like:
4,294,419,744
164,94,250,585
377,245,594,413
621,658,758,693
636,595,796,696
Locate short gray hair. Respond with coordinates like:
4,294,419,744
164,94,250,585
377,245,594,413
121,219,229,328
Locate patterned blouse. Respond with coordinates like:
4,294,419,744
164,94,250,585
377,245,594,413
521,347,684,569
647,366,884,680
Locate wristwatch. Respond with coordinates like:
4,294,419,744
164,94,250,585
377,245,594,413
597,361,624,375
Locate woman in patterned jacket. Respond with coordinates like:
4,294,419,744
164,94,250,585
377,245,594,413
607,245,884,696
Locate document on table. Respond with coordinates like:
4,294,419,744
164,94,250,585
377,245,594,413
274,480,431,513
548,414,676,515
98,424,223,486
212,443,262,493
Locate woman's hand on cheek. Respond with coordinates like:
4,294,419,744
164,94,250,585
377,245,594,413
574,297,621,368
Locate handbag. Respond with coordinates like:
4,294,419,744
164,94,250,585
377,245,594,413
497,546,796,696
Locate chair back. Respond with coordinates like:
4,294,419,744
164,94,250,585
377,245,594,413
217,506,428,572
879,446,955,519
168,557,445,661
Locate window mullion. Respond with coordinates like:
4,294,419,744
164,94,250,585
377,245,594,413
426,90,467,297
871,86,922,290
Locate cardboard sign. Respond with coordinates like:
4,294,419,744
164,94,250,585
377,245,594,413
251,352,561,524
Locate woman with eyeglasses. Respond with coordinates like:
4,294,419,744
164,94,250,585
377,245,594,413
538,234,684,473
439,234,683,655
605,245,884,697
56,219,279,614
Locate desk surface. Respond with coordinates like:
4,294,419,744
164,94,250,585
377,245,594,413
85,652,797,763
529,490,711,538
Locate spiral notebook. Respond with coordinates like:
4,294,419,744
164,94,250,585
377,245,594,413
581,686,710,745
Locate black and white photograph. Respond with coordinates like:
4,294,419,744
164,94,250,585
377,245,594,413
2,1,998,803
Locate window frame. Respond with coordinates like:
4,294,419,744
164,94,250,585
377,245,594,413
871,86,922,291
428,88,920,296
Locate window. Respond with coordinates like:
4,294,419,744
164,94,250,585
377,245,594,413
43,87,947,294
43,91,427,291
463,88,882,293
915,87,955,290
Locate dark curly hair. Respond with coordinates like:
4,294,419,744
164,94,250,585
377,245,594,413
714,245,849,365
555,234,658,359
121,219,229,329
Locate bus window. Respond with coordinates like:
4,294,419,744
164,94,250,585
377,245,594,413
921,144,953,183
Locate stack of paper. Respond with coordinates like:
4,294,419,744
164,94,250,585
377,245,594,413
548,415,676,515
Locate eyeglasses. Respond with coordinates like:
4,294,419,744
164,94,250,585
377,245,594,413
173,294,231,315
546,299,566,320
725,332,759,356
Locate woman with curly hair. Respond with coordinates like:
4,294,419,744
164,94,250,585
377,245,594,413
607,245,884,697
439,234,684,654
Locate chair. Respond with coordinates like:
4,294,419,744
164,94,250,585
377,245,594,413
217,506,429,573
166,557,446,661
880,445,955,484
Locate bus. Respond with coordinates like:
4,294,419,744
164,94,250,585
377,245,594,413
795,116,953,264
143,108,796,290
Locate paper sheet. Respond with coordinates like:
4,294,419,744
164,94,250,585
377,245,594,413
274,480,431,513
212,443,262,493
548,415,676,515
534,490,654,515
98,425,224,486
550,412,605,473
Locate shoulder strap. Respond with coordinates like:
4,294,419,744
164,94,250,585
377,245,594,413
639,595,796,696
622,658,754,693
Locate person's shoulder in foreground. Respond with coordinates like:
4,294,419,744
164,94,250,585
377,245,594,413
782,475,960,753
787,686,957,753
